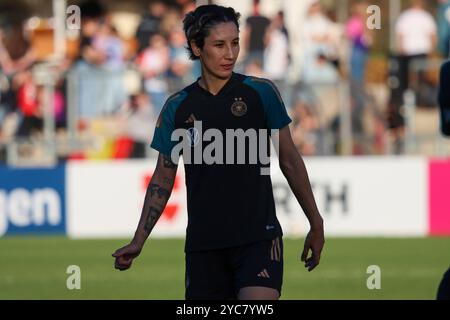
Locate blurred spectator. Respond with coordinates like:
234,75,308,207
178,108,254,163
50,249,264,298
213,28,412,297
263,11,290,81
119,91,156,158
0,29,12,129
74,17,106,119
167,25,194,92
94,21,125,70
301,0,340,85
300,0,342,155
346,1,373,148
346,1,372,84
176,0,196,16
395,0,437,91
14,70,65,137
136,33,170,115
0,25,36,74
53,79,66,129
437,0,450,57
0,29,14,75
15,70,41,137
135,1,167,54
93,20,127,114
76,1,106,60
243,0,271,67
160,7,183,36
77,18,105,65
290,98,320,156
75,1,126,118
0,75,7,126
388,0,438,153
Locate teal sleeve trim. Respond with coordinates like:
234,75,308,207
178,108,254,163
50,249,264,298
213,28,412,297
150,90,188,156
243,77,292,130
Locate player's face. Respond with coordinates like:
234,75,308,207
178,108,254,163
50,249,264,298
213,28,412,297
194,22,240,80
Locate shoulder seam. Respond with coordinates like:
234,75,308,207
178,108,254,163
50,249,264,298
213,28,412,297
156,90,187,128
245,77,283,105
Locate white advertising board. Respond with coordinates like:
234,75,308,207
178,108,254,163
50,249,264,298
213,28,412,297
67,157,428,238
67,160,187,238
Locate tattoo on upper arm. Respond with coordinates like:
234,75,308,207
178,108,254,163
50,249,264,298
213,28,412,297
148,183,170,199
162,154,176,169
144,207,162,234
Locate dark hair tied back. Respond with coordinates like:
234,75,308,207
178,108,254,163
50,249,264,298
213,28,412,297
182,5,240,60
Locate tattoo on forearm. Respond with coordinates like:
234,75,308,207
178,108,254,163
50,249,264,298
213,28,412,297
148,183,170,199
162,155,176,169
144,207,162,234
163,177,172,186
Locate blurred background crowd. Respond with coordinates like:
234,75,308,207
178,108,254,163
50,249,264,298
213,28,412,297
0,0,449,165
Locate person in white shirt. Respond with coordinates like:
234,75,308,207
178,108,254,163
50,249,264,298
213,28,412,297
301,0,340,85
395,0,437,91
387,0,438,153
263,11,289,81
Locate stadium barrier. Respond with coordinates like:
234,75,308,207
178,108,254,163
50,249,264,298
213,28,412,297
0,157,449,237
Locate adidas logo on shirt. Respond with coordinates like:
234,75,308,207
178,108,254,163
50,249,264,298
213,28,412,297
185,114,197,123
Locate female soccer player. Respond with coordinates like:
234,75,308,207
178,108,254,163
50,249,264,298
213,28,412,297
112,4,325,300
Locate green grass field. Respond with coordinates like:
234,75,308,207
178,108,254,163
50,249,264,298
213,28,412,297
1,237,449,300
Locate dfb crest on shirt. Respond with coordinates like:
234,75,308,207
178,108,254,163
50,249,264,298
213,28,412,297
231,97,247,117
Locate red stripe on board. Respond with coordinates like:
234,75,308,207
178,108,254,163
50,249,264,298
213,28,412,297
429,159,450,235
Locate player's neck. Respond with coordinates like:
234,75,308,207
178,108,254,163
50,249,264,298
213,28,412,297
198,71,232,96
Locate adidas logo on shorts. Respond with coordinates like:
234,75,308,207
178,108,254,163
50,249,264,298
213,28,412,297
257,269,270,278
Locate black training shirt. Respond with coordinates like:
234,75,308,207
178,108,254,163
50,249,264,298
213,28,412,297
151,72,292,252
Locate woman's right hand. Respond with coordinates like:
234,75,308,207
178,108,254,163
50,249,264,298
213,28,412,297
112,242,143,271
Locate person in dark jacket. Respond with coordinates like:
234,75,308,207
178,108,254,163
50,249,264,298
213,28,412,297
439,60,450,136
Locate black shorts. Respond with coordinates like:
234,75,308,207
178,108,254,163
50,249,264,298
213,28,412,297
185,237,283,300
